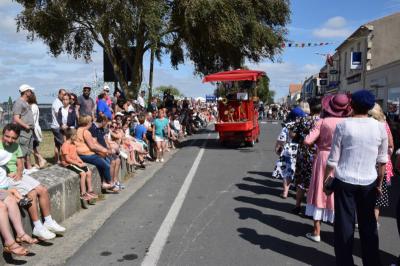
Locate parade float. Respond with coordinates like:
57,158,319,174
203,69,265,147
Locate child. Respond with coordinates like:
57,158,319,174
61,128,97,201
106,122,123,189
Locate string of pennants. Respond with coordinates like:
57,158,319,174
281,42,336,48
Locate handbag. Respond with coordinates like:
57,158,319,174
323,176,335,196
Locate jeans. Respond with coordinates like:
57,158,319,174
79,154,111,183
334,179,380,266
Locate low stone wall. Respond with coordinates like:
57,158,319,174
1,159,129,262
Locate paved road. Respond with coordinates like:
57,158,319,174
67,122,400,266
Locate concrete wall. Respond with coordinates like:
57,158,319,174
1,160,129,263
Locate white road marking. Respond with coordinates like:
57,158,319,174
260,121,267,124
141,134,210,266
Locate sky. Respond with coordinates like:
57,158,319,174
0,0,399,103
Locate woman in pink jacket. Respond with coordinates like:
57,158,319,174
304,94,352,242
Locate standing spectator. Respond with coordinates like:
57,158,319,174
137,90,146,110
111,89,123,113
12,84,36,172
96,86,112,107
96,93,112,120
368,103,394,224
303,94,351,243
57,93,77,132
69,93,80,121
1,124,66,240
153,109,170,162
164,90,175,111
51,89,66,164
78,86,95,120
325,90,387,266
27,91,47,169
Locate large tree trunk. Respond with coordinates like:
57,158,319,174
129,44,144,99
102,36,130,96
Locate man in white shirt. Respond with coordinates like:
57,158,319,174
137,90,146,110
324,90,387,266
51,89,66,164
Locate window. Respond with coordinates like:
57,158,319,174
388,87,400,120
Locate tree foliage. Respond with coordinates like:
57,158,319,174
257,76,275,104
154,85,184,97
15,0,290,98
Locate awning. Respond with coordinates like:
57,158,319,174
203,69,266,82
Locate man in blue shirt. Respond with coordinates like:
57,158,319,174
96,93,112,120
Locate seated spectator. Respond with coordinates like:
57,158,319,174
75,115,117,192
0,124,65,240
0,149,37,255
61,128,97,201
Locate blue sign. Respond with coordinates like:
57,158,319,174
206,95,216,102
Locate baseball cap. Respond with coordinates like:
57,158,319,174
19,84,35,93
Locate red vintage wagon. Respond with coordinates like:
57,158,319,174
203,69,265,147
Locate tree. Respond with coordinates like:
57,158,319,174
15,0,290,98
154,85,183,98
257,76,275,104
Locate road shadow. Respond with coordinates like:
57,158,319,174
236,183,281,196
237,227,336,265
243,176,281,188
234,195,294,213
247,171,274,179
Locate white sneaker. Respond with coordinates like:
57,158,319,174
156,159,160,162
306,233,320,242
33,226,56,240
161,158,164,162
23,167,39,175
44,220,66,233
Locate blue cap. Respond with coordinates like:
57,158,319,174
351,89,375,110
287,107,306,121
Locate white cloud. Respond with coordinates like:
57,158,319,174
313,16,352,38
246,61,320,99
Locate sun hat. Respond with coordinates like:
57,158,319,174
351,89,375,111
321,94,352,117
19,84,35,93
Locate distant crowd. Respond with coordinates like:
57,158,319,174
0,83,215,256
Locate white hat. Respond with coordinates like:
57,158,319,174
0,150,12,166
19,84,35,93
103,85,110,91
115,112,124,117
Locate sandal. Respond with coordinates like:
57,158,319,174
87,191,98,199
3,242,29,256
16,233,39,245
101,183,114,190
80,193,92,201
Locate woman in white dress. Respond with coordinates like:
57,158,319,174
28,92,47,168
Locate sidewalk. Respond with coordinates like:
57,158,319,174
4,138,198,266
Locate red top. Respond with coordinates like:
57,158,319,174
203,69,266,82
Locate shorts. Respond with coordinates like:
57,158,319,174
66,164,89,174
19,130,34,157
155,136,165,142
8,174,41,196
51,128,64,148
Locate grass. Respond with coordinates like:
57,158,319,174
37,130,57,164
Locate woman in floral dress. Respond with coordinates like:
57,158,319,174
291,99,321,214
273,107,306,198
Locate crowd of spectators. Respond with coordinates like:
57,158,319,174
0,84,215,256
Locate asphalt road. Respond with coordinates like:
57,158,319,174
66,122,400,266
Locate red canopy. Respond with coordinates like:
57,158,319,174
203,69,266,82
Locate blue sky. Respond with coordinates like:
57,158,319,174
0,0,399,103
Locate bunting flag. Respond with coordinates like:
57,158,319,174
281,41,336,48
